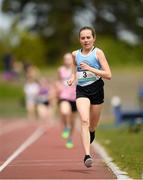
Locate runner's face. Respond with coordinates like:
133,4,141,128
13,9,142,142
79,29,95,51
63,54,72,67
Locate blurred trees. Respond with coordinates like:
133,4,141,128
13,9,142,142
2,0,86,65
1,0,143,66
13,31,47,66
92,0,143,42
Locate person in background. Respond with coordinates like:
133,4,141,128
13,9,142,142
67,26,111,167
24,76,39,121
25,64,40,81
2,53,15,80
12,61,23,80
57,53,77,149
138,85,143,110
36,77,52,126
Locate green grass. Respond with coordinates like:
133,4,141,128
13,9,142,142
97,125,143,179
0,99,26,118
0,79,26,117
96,35,143,68
0,80,23,99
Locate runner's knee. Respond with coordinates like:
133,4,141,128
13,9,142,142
81,119,89,127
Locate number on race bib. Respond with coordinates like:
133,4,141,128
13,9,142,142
83,71,87,78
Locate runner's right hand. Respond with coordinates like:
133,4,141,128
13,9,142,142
67,79,73,86
67,74,76,86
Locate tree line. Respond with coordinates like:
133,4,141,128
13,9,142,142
1,0,143,66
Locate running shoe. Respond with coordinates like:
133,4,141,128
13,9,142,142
84,155,93,168
65,139,74,149
61,128,70,139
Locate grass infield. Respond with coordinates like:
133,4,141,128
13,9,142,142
97,125,143,179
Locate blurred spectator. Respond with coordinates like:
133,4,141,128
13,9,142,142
138,85,143,110
2,52,23,81
2,52,14,80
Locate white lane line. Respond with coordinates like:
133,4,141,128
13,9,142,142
0,126,45,172
92,142,132,180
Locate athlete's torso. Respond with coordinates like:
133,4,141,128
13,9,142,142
75,47,101,86
59,66,76,101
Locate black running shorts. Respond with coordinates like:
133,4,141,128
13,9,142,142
59,99,77,112
76,78,104,105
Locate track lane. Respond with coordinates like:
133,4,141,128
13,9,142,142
0,121,39,165
0,122,116,179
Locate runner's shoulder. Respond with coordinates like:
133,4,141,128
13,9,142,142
72,50,78,57
96,47,105,54
95,47,105,59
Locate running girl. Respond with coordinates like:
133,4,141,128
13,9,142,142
57,53,77,149
67,26,111,167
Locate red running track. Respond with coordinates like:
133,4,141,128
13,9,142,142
0,120,116,179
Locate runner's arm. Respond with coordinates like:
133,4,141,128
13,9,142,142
67,51,77,86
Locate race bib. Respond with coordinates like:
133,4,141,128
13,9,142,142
77,70,99,83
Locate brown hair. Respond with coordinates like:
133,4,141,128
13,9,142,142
79,26,96,38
